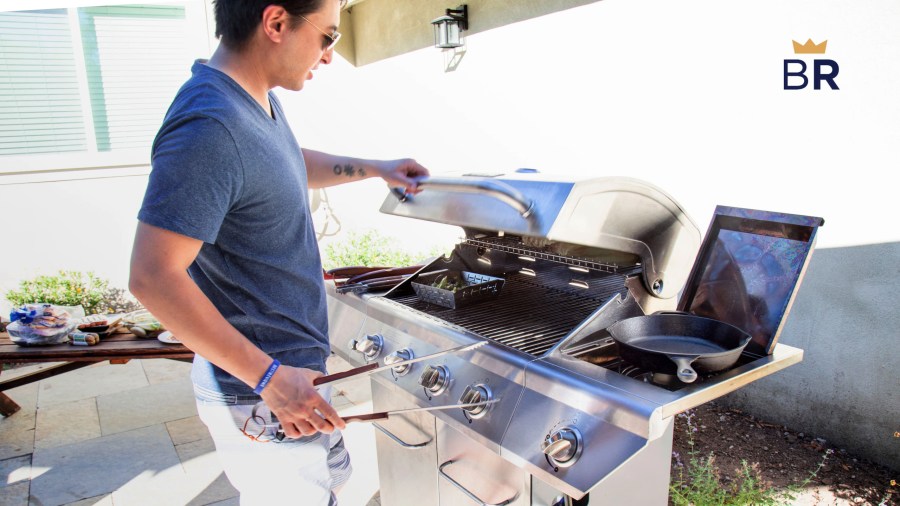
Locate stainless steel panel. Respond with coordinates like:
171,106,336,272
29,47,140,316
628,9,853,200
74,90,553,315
325,285,368,364
500,366,654,498
361,301,530,450
372,380,439,506
528,423,674,505
584,418,673,505
436,419,530,506
531,478,569,506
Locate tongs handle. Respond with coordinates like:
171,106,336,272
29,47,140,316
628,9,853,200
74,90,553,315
345,265,424,285
313,362,378,387
325,266,390,280
342,411,389,423
335,275,410,294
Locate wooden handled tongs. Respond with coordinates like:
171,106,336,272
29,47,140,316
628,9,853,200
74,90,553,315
312,341,487,388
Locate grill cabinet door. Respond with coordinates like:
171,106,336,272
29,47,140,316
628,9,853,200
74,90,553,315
435,419,529,506
372,379,439,506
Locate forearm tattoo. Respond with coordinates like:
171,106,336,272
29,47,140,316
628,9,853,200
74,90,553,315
333,164,366,178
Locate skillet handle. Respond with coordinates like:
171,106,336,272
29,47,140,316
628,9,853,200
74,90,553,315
670,356,699,383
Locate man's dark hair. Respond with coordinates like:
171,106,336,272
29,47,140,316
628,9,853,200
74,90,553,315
213,0,327,51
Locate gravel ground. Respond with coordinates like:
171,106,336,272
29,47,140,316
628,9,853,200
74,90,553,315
670,402,898,505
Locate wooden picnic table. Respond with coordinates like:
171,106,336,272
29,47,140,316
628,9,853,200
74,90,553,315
0,331,193,417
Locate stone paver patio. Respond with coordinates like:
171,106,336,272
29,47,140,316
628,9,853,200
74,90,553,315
0,355,379,506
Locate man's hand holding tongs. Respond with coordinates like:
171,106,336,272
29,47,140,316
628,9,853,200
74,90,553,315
260,366,346,438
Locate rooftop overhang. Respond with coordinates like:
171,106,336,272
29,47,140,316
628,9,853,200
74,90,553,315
335,0,602,67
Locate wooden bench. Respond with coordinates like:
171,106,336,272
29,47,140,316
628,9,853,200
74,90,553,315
0,331,193,417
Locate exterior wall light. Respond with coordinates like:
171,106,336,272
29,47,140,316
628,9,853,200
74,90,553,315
431,4,468,49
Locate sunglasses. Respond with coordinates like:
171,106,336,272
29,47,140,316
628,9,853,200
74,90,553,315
241,402,281,443
298,14,341,51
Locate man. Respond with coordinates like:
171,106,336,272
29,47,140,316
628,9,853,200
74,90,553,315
129,0,428,503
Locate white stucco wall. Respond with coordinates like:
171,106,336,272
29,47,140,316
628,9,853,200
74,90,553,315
290,0,899,250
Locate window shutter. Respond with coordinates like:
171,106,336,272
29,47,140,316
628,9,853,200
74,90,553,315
0,9,88,155
78,5,190,152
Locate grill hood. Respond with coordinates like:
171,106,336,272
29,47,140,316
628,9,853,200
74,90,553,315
380,173,701,299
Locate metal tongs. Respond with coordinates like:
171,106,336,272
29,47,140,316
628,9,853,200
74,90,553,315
312,341,487,387
342,399,499,424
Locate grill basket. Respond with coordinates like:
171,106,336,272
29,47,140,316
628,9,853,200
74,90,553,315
412,271,504,309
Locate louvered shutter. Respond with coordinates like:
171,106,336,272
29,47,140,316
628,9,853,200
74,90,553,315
0,9,88,155
78,5,189,151
0,5,193,158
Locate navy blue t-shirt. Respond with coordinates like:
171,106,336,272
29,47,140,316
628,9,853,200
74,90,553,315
139,61,329,396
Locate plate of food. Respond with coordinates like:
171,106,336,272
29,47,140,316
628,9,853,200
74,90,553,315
157,331,181,344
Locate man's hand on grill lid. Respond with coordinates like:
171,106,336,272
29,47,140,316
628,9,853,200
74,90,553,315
373,158,429,194
260,366,346,437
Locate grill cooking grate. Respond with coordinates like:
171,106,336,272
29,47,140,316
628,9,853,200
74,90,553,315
389,273,628,356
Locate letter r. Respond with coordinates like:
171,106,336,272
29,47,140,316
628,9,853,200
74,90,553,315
814,59,840,90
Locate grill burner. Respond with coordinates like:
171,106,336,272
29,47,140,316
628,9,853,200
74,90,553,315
567,339,690,390
604,359,682,390
388,273,628,356
568,336,765,391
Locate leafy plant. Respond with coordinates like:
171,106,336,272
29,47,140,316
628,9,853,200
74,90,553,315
669,409,831,506
100,287,144,314
320,229,450,271
4,271,134,315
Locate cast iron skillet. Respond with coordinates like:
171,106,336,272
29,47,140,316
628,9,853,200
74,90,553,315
606,313,752,383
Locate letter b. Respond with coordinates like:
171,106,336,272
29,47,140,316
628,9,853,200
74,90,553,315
784,60,808,90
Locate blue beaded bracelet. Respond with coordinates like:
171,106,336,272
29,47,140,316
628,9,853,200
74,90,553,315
253,359,280,395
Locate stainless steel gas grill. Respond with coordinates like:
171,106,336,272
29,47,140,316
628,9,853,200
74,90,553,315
326,174,823,506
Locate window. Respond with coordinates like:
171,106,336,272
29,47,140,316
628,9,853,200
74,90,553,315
0,9,87,156
0,2,210,174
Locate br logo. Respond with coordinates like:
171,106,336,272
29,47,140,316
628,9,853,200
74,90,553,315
784,39,839,90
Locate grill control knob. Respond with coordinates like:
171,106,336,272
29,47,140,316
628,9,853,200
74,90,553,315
384,348,414,376
349,334,383,360
541,427,583,468
459,384,493,419
418,365,450,395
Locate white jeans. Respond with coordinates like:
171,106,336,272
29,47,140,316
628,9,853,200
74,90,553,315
195,387,352,506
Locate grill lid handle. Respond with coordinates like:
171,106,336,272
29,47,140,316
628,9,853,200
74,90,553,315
392,177,535,218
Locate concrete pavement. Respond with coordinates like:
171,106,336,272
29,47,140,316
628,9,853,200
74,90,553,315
0,355,379,506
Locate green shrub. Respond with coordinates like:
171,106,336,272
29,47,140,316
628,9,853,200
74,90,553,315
6,271,114,315
321,230,449,271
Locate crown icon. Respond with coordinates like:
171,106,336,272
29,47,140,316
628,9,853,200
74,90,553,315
792,39,827,54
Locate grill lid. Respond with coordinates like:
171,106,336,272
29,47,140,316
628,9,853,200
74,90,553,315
380,173,701,299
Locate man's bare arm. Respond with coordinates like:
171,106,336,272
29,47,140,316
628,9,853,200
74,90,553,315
302,148,429,192
128,222,345,437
